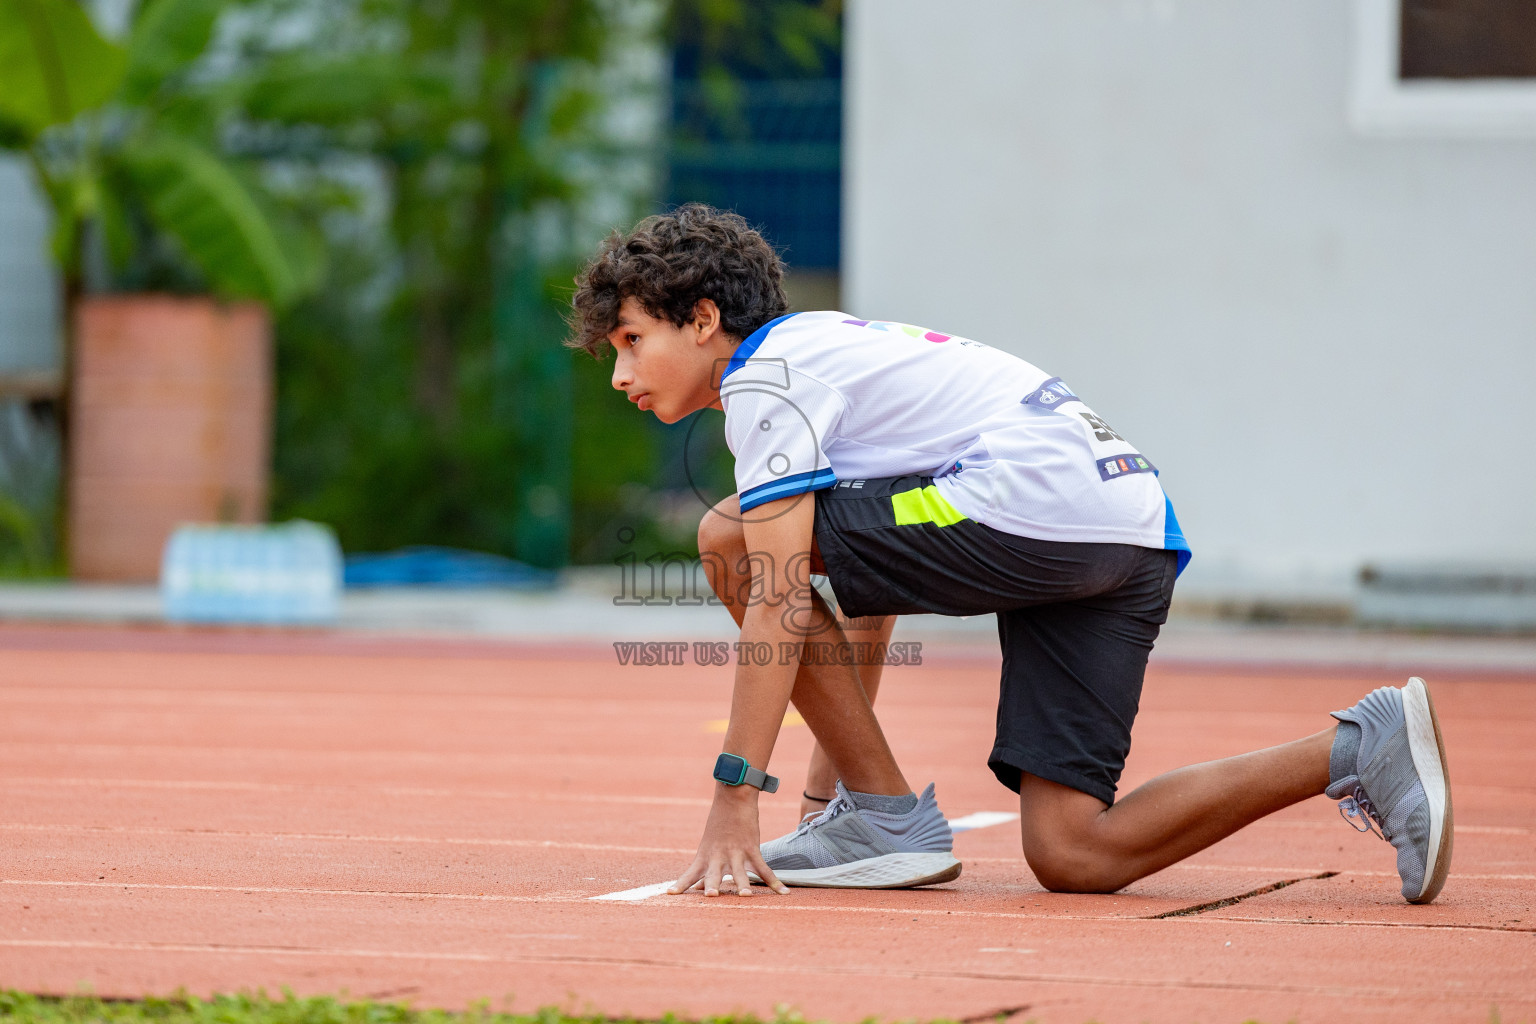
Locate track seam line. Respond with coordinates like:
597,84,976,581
2,938,1528,999
955,1004,1031,1024
7,879,1529,931
1142,871,1339,918
1212,915,1536,933
606,898,1536,934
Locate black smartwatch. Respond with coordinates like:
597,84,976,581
712,752,780,793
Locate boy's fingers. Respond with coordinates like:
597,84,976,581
666,875,698,895
750,850,790,895
731,854,753,897
667,855,707,895
704,859,724,897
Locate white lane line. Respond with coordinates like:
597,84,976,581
588,810,1019,902
2,879,550,902
950,811,1018,832
0,777,712,807
589,881,675,902
0,822,689,855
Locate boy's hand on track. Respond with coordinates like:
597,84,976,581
668,787,790,897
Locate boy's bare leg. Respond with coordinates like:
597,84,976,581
700,499,909,799
1019,727,1335,893
801,612,897,819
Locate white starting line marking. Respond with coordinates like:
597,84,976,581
950,811,1018,833
589,810,1019,902
589,880,675,902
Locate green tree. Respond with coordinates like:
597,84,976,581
233,0,648,566
0,0,321,311
0,0,324,574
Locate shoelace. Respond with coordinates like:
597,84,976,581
797,790,855,834
1337,784,1387,841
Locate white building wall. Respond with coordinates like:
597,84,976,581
845,0,1536,599
0,155,60,376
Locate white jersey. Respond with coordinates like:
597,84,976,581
718,311,1190,570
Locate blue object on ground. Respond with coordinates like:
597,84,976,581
343,546,558,589
162,521,343,625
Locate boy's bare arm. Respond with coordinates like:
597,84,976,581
667,493,819,898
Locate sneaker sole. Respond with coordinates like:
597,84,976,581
753,852,962,889
1403,676,1453,904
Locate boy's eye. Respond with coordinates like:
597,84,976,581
627,334,640,345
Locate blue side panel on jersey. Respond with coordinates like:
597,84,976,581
738,467,838,512
1163,495,1192,577
721,312,801,381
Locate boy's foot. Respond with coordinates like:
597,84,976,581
754,781,961,888
1327,676,1453,904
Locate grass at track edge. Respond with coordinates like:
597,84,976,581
0,991,1055,1024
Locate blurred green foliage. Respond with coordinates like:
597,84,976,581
264,0,841,567
0,0,842,574
0,0,322,307
0,492,52,576
0,0,326,579
669,0,841,91
236,0,637,564
0,990,846,1024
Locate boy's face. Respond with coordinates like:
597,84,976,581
609,297,727,424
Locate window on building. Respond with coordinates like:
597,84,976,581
1351,0,1536,136
666,2,842,281
1400,0,1536,79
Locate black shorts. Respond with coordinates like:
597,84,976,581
812,473,1178,805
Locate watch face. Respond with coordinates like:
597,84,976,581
713,752,747,785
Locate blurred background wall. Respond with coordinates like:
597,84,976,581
846,0,1536,605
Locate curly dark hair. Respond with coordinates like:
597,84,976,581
566,204,788,358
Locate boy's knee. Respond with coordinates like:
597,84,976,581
1022,834,1123,894
1018,776,1126,893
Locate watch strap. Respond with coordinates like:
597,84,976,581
743,764,780,793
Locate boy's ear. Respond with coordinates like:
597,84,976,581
692,298,722,343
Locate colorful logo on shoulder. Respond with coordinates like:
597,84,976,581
843,319,953,344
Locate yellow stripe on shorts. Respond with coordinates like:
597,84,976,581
890,484,969,527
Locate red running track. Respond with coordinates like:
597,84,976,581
0,625,1532,1022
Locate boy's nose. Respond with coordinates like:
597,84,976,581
611,352,632,391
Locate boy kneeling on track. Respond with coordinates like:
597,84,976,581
565,203,1453,904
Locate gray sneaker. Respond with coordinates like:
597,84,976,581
753,781,961,888
1327,676,1453,904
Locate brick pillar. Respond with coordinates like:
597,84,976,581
68,296,272,582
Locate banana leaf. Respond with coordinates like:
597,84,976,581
122,131,321,308
0,0,125,137
237,52,457,127
122,0,228,104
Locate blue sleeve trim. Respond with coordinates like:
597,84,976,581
738,467,839,512
721,313,801,382
1162,495,1192,577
